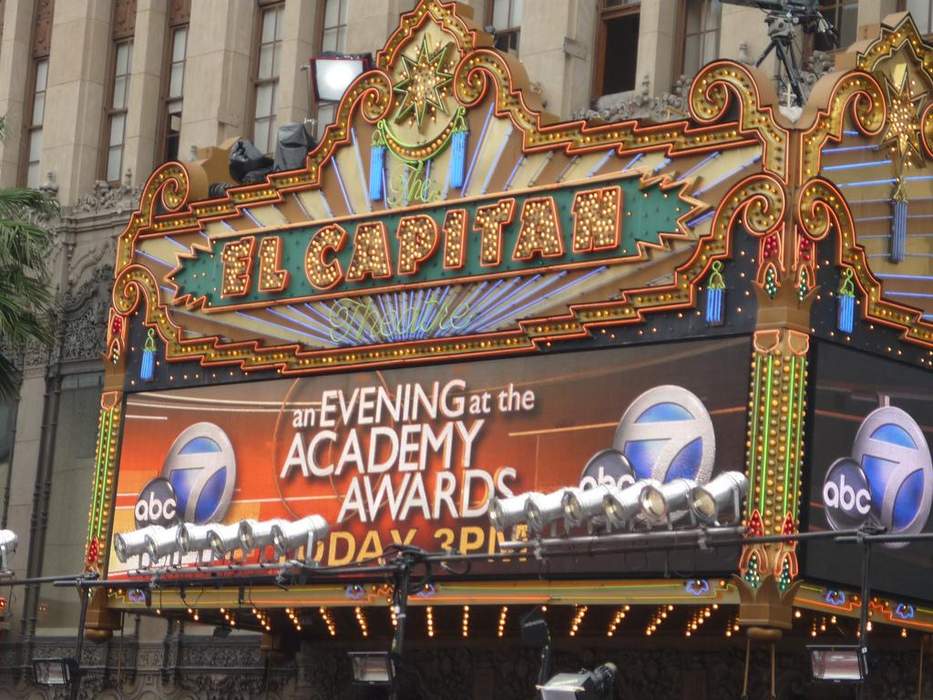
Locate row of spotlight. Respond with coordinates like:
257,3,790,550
114,515,330,567
487,472,749,534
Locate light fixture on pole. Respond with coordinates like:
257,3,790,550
603,480,663,529
488,492,542,531
32,658,79,687
271,515,329,564
808,644,868,683
0,529,17,572
348,650,395,686
538,662,618,700
689,471,749,525
310,53,373,103
526,488,582,534
175,523,214,564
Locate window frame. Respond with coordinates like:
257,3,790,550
251,2,284,155
313,0,349,140
900,0,933,34
592,0,641,99
23,57,49,188
157,22,188,164
675,0,721,81
818,0,859,50
485,0,522,53
100,38,133,184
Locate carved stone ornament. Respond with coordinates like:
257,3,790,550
113,0,137,40
32,0,53,58
71,178,143,216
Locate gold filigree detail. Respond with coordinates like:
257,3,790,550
799,71,885,181
797,178,933,347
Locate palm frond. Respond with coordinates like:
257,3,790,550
0,182,57,398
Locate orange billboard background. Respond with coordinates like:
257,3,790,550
109,336,750,578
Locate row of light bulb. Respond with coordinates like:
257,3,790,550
113,515,330,566
488,472,749,534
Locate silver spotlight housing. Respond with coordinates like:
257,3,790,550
563,485,614,528
642,478,698,527
488,492,541,531
526,488,581,533
146,525,182,563
271,515,329,562
207,523,242,558
603,480,662,529
114,526,162,564
0,529,18,570
690,471,749,525
238,518,288,551
175,523,214,555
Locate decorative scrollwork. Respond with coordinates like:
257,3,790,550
454,50,765,158
797,178,933,347
115,163,191,271
688,61,788,177
799,71,886,181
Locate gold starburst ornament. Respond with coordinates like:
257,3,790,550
881,70,925,169
393,35,454,130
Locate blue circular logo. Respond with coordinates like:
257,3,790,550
851,406,932,542
161,422,236,524
612,385,715,484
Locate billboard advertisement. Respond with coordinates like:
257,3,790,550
109,336,750,579
804,342,933,602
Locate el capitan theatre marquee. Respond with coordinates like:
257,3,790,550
109,337,748,579
83,0,933,640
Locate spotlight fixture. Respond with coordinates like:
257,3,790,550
114,526,163,564
310,53,373,102
238,518,288,552
32,658,79,687
271,515,329,563
348,650,395,686
538,662,618,700
808,645,868,683
689,471,749,525
207,523,243,559
602,480,663,529
488,492,542,531
563,485,614,528
145,525,183,564
526,488,581,534
0,529,17,571
642,479,697,527
175,523,215,563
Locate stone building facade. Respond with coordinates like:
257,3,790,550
0,0,926,697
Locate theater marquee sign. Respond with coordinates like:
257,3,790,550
86,0,933,626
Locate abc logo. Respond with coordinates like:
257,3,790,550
134,477,179,528
822,458,871,530
613,385,715,484
579,448,636,490
822,406,932,544
161,422,236,525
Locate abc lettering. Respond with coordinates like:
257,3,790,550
136,492,177,522
822,474,870,515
